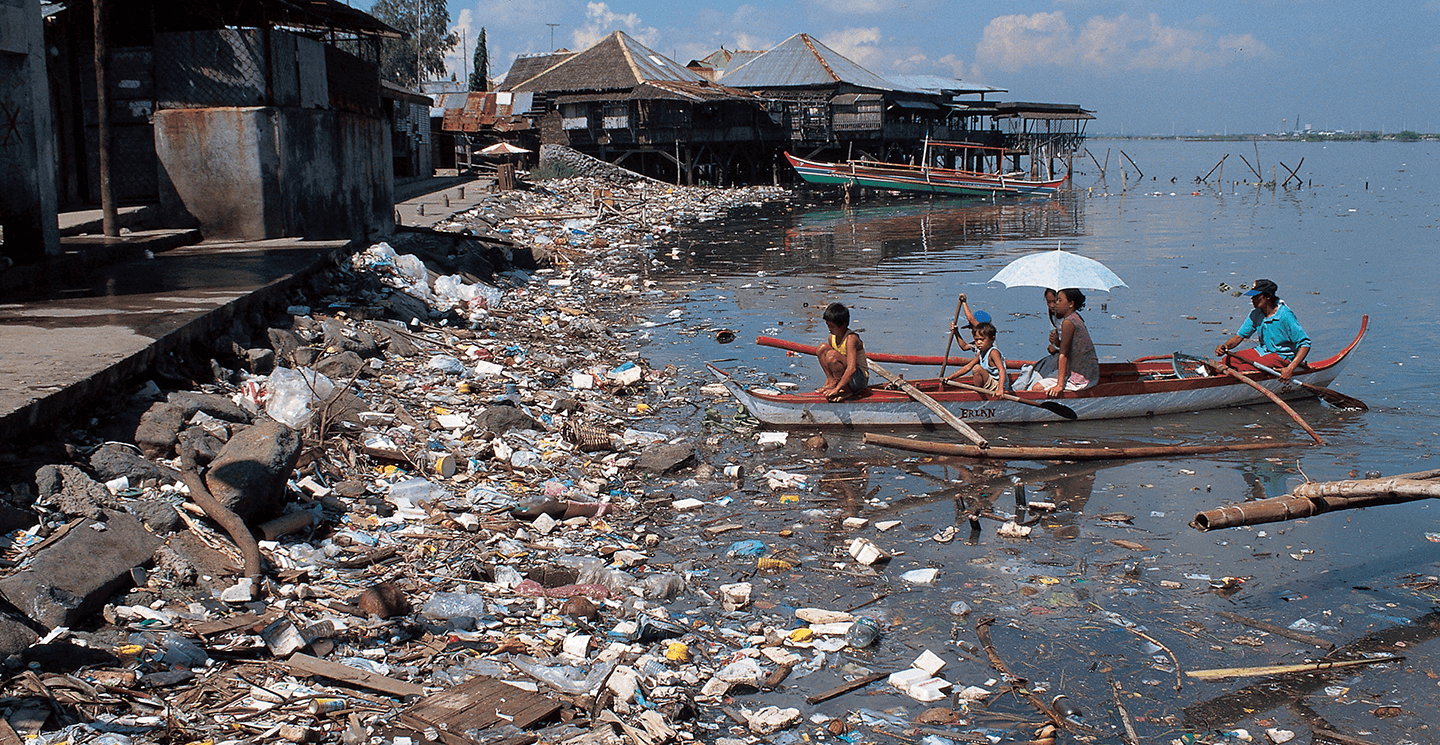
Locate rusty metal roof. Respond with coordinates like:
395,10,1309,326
440,92,536,132
510,31,704,93
718,33,899,91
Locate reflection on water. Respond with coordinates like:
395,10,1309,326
644,140,1440,739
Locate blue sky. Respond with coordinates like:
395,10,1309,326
375,0,1440,136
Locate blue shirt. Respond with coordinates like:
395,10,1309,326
1237,301,1310,360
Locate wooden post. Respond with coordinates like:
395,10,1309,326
94,0,117,237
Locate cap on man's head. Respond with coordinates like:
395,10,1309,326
1244,279,1278,297
967,310,992,327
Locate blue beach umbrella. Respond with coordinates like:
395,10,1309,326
988,247,1127,292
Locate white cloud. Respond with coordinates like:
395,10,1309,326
818,27,884,68
811,0,889,14
572,2,658,51
976,11,1271,74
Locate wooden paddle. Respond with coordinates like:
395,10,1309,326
1246,360,1367,411
938,294,966,380
944,379,1079,420
1205,357,1325,445
867,361,988,448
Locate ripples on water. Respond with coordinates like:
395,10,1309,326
640,141,1439,737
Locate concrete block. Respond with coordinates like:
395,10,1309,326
0,511,161,629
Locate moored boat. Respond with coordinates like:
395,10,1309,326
712,317,1367,427
785,150,1065,198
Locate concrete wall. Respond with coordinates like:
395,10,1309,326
0,0,59,264
155,106,393,241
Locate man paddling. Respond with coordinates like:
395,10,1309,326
1215,278,1310,380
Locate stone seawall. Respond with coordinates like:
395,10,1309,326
537,144,664,186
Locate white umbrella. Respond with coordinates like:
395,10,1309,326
479,142,532,155
989,247,1127,291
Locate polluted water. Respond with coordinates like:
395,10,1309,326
634,139,1440,743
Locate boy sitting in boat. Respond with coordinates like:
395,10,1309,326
944,321,1009,397
816,302,869,401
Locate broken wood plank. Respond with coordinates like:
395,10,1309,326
805,671,888,705
190,611,270,637
400,674,560,736
284,653,425,698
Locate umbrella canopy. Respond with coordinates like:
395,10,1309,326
479,142,532,155
989,248,1127,291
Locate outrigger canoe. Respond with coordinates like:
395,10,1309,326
785,152,1065,198
711,317,1366,427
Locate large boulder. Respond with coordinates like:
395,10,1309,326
34,464,115,520
134,402,186,459
0,511,160,628
322,318,382,358
203,420,302,522
474,405,544,436
89,443,180,485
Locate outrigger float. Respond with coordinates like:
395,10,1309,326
710,317,1367,429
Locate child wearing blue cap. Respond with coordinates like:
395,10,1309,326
946,294,992,353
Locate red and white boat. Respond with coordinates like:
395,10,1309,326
711,318,1367,427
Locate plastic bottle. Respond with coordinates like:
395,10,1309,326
845,617,882,648
511,494,564,520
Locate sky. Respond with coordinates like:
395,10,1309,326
361,0,1440,136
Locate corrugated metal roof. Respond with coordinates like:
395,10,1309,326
696,48,764,71
511,31,704,93
718,33,898,91
885,73,1003,95
996,101,1095,120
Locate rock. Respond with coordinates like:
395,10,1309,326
124,498,185,534
805,434,828,450
177,426,225,465
356,582,411,618
321,318,382,358
383,290,433,324
134,402,186,458
372,323,420,357
293,347,321,367
167,391,253,424
313,350,366,381
89,443,180,485
560,596,599,621
0,510,161,628
0,598,42,657
203,420,302,522
245,347,276,373
267,328,304,363
635,442,696,474
473,405,544,435
0,503,37,536
34,464,114,520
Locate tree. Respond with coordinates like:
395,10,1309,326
469,27,488,92
369,0,459,87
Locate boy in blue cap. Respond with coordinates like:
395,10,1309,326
1214,278,1310,380
947,294,992,353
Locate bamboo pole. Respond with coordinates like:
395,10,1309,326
975,618,1100,736
864,432,1300,462
1186,655,1400,681
1192,474,1440,531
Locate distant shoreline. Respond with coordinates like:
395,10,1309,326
1089,132,1435,142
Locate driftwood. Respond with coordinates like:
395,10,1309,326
1116,624,1182,691
1108,676,1140,745
864,432,1301,461
1192,470,1440,531
179,446,263,580
1186,655,1400,681
974,618,1100,736
804,671,888,705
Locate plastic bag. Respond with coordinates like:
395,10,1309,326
420,592,490,621
512,656,616,696
264,367,335,429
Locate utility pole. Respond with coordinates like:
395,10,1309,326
546,23,560,51
94,0,116,236
415,0,422,87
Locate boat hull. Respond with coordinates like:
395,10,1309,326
786,152,1064,198
712,317,1366,427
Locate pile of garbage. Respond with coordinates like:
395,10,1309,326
0,172,1427,745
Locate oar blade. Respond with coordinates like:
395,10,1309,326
1039,400,1079,420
